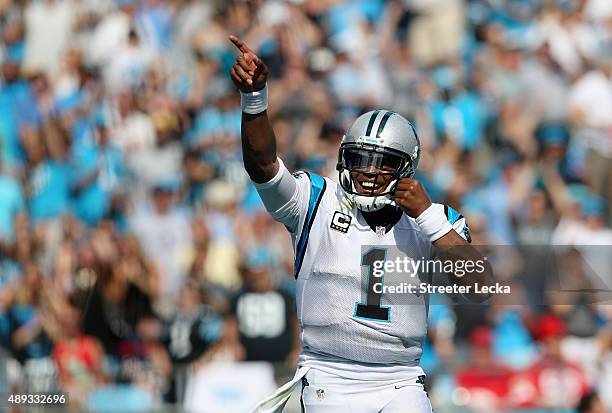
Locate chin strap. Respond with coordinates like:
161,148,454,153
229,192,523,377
386,199,398,208
351,193,393,212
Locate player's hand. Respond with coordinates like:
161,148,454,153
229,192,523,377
392,178,432,218
229,35,268,93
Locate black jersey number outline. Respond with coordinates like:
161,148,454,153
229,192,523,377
354,247,390,322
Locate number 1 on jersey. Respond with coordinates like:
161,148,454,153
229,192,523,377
354,247,390,322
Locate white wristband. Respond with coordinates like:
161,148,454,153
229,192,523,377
415,204,453,242
240,84,268,114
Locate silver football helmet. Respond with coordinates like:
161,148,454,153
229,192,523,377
336,110,420,212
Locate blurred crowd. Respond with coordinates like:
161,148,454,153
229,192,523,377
0,0,611,411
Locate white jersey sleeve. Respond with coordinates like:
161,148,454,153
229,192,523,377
252,158,326,239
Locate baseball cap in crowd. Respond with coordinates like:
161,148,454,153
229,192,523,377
582,195,607,218
533,313,566,341
245,248,275,271
536,123,570,147
153,176,182,193
205,181,239,209
470,326,493,349
432,65,461,91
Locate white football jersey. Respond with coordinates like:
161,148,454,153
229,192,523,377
254,159,469,378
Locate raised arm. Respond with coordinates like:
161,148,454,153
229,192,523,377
229,35,279,183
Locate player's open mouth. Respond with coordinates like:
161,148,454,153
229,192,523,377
356,179,386,194
361,181,380,189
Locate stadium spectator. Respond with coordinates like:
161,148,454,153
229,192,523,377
0,158,25,242
129,182,191,314
509,313,589,409
52,303,107,406
454,326,514,412
229,250,299,363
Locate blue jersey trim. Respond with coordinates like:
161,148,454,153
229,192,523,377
294,172,326,278
444,205,463,225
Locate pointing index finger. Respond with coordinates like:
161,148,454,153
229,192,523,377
229,35,253,54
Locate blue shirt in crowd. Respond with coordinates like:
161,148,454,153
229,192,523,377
28,160,72,222
0,174,25,241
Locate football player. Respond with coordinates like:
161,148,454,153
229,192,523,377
229,35,493,413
